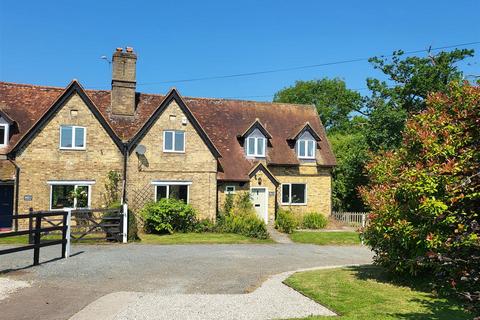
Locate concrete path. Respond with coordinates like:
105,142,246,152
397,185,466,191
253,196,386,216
267,225,293,243
0,243,372,320
71,266,342,320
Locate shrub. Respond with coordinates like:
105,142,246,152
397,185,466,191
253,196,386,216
359,83,480,314
302,212,328,229
223,194,234,215
218,192,269,239
221,212,269,239
275,209,298,234
140,199,197,234
193,219,217,233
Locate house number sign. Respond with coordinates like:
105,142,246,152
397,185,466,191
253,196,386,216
24,195,33,201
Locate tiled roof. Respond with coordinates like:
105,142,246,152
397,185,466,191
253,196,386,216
0,81,336,181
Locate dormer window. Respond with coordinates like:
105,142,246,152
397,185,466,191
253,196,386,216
240,119,272,159
290,122,321,160
0,122,9,148
246,129,266,157
297,132,316,159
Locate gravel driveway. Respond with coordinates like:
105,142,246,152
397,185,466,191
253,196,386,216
0,243,372,320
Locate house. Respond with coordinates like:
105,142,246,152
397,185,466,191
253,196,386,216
0,47,336,231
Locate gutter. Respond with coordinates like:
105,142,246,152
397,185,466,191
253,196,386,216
7,156,20,232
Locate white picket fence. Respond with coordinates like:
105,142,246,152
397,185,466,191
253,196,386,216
332,211,369,228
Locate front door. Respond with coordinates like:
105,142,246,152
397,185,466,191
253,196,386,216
250,187,268,224
0,184,14,230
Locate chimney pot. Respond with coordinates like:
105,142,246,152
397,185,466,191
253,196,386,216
116,47,123,52
126,47,134,53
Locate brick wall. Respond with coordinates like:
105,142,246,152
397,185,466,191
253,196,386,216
126,100,217,220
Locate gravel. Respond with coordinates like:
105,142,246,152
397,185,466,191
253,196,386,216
71,266,341,320
0,243,372,319
0,277,30,301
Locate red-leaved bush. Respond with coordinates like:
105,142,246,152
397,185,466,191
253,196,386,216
360,82,480,315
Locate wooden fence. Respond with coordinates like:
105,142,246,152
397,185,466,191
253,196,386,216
332,211,369,228
0,210,68,266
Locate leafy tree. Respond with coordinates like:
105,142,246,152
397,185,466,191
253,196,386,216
364,48,474,151
329,130,369,211
360,83,480,314
273,78,363,132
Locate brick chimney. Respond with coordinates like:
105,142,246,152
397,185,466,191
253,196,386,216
111,47,137,116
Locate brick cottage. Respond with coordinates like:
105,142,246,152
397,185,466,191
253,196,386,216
0,48,336,230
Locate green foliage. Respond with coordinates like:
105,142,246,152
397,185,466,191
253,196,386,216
360,83,480,314
329,131,369,211
140,199,197,234
223,194,234,215
273,78,363,132
193,219,217,233
218,192,269,239
275,209,298,234
104,170,122,207
302,212,328,229
365,48,474,151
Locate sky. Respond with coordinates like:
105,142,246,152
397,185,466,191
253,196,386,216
0,0,479,101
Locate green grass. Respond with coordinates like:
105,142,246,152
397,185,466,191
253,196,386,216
0,232,273,245
290,231,361,245
284,265,471,320
138,232,273,244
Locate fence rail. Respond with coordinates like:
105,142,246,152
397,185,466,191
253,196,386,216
332,211,369,228
0,210,68,266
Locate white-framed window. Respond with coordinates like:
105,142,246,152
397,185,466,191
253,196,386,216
225,185,236,194
48,181,94,210
60,125,86,150
152,181,191,203
163,130,185,152
245,129,266,157
281,183,307,205
0,122,9,148
297,132,316,159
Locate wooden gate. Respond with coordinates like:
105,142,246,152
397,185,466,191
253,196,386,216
70,207,124,242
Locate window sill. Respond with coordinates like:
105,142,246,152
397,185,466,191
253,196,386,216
163,150,186,154
59,148,86,151
280,203,307,206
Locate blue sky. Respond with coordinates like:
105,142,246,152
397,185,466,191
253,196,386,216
1,0,479,101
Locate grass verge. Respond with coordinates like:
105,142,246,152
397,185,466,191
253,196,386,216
138,232,274,244
284,265,470,320
290,231,361,245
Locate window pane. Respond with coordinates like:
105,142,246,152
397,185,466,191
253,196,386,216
0,126,5,144
257,138,264,156
174,131,184,151
291,184,306,204
298,140,305,157
282,184,290,203
61,126,72,148
74,127,85,148
75,186,89,208
51,185,75,209
169,185,188,203
156,186,167,200
247,137,255,155
164,131,173,150
307,141,315,158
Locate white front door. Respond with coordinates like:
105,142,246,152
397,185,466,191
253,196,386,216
250,187,268,223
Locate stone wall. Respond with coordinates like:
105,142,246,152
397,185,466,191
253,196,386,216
126,100,217,220
14,93,124,227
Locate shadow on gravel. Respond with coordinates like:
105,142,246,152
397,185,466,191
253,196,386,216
0,251,84,275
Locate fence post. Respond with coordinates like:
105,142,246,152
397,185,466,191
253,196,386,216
61,212,67,259
361,213,366,228
122,204,128,244
28,208,34,244
65,209,71,259
33,212,41,266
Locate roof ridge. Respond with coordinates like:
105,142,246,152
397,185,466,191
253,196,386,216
0,81,65,90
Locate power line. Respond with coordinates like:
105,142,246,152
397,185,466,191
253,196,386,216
137,41,480,86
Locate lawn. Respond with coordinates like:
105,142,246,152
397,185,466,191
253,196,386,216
284,265,471,320
138,232,273,244
290,231,361,245
0,232,273,245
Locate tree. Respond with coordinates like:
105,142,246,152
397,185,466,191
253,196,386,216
273,78,363,132
364,48,474,151
360,83,480,314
